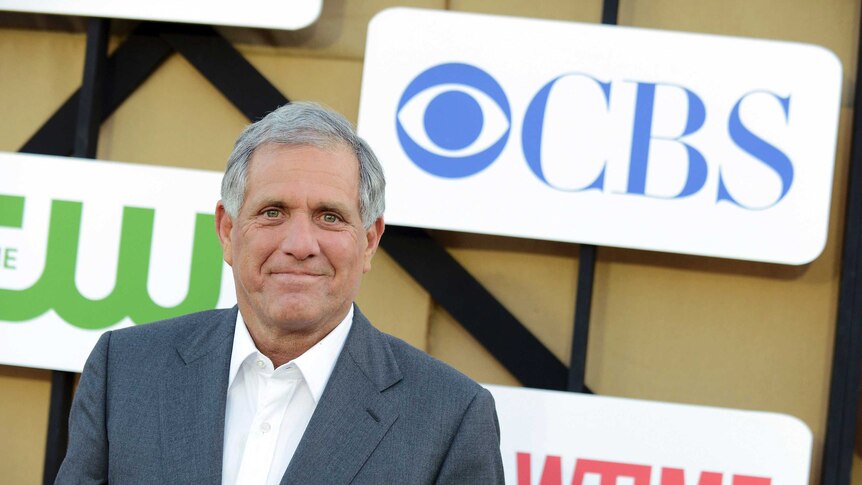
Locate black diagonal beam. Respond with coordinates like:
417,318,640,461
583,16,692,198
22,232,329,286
382,226,568,390
159,24,289,120
20,22,174,156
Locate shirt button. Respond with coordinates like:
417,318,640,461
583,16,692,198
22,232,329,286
260,422,271,433
256,360,265,368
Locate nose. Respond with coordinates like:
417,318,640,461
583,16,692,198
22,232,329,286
278,214,319,260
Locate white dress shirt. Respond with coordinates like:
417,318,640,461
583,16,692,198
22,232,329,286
222,306,354,485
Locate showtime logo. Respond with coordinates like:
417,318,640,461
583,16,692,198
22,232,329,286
516,453,769,485
484,386,811,485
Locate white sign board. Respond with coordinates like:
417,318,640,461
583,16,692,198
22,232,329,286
0,0,322,31
0,152,237,372
358,8,843,265
486,385,812,484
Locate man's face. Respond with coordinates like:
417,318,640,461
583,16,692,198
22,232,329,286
215,143,384,338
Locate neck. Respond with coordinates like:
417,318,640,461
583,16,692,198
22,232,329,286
241,310,349,368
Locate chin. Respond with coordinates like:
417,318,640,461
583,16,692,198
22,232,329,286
265,302,331,330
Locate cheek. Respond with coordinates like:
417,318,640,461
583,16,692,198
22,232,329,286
322,236,365,272
234,233,275,270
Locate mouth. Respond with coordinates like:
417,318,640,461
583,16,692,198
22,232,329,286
268,269,327,281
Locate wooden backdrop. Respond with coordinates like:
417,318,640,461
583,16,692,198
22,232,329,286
0,1,859,482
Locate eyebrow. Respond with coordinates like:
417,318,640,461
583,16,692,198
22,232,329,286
317,202,354,217
257,199,287,210
256,198,355,217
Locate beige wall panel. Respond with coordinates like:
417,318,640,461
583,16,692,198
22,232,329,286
449,0,602,22
433,231,578,364
1,0,859,481
96,53,246,170
427,305,520,386
0,29,84,151
221,0,445,61
621,0,860,105
0,27,78,483
97,52,364,171
239,51,364,124
0,365,50,485
356,250,432,350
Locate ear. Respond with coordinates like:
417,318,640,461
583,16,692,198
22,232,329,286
362,217,385,273
215,201,234,266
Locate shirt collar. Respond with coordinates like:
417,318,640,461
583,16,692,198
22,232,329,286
292,306,353,402
227,312,258,391
227,305,354,403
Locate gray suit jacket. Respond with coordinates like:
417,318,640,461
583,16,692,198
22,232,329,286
55,306,504,484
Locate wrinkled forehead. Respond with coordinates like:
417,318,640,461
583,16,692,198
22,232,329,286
243,142,362,204
248,140,359,173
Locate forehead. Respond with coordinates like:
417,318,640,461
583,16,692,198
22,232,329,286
245,142,360,202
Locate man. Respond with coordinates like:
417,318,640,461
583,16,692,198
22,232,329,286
56,102,504,484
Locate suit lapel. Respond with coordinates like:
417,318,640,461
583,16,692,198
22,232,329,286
281,308,403,485
159,308,237,484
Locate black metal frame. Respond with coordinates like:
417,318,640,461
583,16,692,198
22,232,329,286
821,7,862,483
569,243,595,393
567,0,619,394
382,227,568,389
22,1,862,483
42,17,109,483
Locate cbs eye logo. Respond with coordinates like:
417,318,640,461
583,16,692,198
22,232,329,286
396,63,511,178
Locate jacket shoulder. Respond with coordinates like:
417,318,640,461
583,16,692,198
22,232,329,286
382,332,486,401
105,307,236,356
113,307,231,336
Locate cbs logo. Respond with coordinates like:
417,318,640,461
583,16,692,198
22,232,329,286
396,62,795,210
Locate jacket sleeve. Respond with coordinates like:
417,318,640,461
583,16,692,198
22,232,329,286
55,331,112,485
434,387,505,484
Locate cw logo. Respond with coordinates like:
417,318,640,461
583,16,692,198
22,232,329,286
0,193,223,329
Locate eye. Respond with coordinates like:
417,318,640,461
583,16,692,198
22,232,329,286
322,213,339,224
396,63,511,178
264,209,280,218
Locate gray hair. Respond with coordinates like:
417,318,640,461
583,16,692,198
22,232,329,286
221,101,385,228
